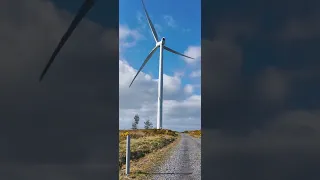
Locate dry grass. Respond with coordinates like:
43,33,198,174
119,134,181,180
119,129,178,141
119,129,179,179
183,130,201,138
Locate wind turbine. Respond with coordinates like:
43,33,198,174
39,0,95,81
129,0,194,129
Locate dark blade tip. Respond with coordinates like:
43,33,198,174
39,76,44,82
39,70,46,82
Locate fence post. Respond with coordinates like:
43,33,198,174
126,135,130,175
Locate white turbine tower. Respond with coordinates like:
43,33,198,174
129,0,195,129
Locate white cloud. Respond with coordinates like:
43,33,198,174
190,70,201,78
119,25,141,41
119,58,201,131
119,24,143,50
163,15,177,28
163,74,181,93
154,23,162,33
174,71,185,78
183,46,201,64
136,11,144,25
184,84,194,94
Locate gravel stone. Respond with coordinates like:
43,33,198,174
152,133,201,180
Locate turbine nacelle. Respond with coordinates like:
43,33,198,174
161,37,165,44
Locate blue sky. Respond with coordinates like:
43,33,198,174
119,0,201,131
120,0,201,95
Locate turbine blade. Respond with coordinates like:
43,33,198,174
163,46,195,59
39,0,95,81
141,0,159,42
129,45,158,87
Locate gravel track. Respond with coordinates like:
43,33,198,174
152,133,201,180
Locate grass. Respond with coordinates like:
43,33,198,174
183,130,201,138
119,129,179,179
